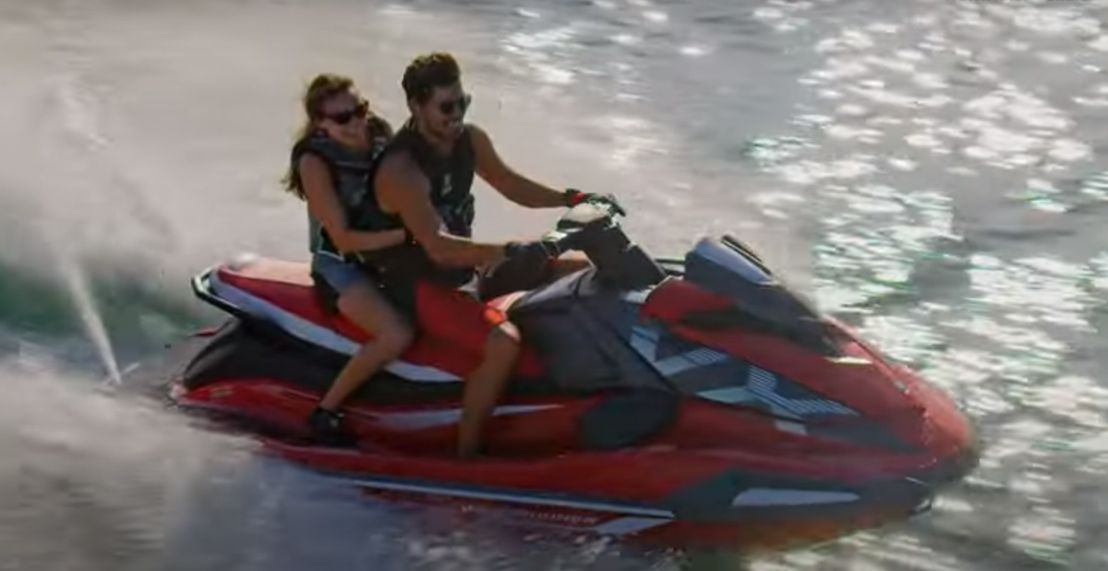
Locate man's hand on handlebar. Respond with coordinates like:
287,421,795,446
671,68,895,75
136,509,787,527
503,239,560,267
563,188,626,216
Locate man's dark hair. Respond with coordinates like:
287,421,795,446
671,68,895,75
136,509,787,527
402,52,461,103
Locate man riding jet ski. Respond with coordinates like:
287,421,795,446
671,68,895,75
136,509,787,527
171,201,977,550
293,52,620,455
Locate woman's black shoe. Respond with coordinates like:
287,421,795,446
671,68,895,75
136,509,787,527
307,406,355,447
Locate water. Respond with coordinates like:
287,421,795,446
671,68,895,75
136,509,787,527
1,0,1106,568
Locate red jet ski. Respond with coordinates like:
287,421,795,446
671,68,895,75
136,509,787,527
169,203,977,550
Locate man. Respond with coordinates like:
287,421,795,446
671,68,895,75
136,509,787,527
365,52,618,457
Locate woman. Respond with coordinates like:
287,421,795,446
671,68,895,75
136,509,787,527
283,73,414,444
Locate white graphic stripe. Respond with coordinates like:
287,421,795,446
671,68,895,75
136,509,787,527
731,488,859,507
341,476,676,518
630,324,728,376
374,404,561,430
698,366,855,418
208,272,460,382
590,516,672,535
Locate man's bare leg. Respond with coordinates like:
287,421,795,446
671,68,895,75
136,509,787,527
457,321,521,457
549,251,591,280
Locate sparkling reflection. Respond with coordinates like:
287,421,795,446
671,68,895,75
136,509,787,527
744,0,1108,568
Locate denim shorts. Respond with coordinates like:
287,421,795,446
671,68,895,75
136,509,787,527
310,252,375,294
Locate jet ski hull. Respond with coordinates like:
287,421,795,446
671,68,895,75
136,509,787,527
169,315,976,551
169,209,977,550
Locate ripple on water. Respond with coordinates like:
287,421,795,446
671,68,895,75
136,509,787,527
965,254,1096,330
1092,251,1108,291
502,25,579,85
740,0,1108,567
1079,171,1108,202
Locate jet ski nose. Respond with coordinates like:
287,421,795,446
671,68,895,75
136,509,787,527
896,366,975,447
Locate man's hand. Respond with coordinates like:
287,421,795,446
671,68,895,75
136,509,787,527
563,189,626,216
478,239,561,300
503,239,560,267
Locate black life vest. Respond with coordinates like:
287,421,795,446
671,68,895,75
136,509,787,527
361,121,479,289
290,116,392,258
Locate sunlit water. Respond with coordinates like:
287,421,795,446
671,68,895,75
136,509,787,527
1,0,1107,569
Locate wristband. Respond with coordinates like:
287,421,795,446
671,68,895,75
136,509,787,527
564,188,586,207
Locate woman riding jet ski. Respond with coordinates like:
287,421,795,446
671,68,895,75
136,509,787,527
170,202,977,550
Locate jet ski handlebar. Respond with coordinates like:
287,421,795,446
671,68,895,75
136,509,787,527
549,202,667,290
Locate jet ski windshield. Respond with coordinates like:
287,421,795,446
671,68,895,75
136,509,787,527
682,236,839,355
688,237,773,285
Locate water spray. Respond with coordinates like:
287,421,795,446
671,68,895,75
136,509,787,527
58,255,122,385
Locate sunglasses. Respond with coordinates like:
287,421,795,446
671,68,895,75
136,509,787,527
438,94,472,116
322,100,369,125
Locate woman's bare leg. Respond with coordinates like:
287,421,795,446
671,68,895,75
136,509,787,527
318,283,413,410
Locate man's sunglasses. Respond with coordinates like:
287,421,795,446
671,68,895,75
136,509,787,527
438,94,472,116
322,100,369,125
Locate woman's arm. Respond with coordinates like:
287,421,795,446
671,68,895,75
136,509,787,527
300,153,406,254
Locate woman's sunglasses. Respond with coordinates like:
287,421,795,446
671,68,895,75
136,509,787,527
322,100,369,125
438,94,472,116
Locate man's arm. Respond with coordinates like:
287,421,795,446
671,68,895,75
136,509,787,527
471,125,568,208
376,154,506,268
